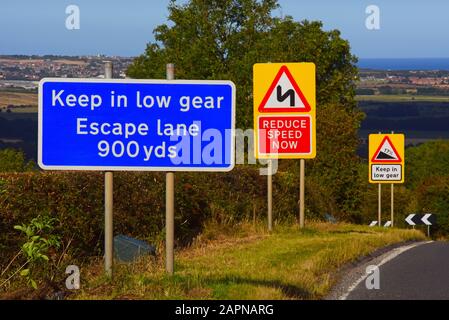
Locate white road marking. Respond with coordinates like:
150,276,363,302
339,241,433,300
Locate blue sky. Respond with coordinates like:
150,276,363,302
0,0,448,58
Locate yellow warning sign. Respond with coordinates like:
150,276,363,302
369,133,405,184
253,63,316,159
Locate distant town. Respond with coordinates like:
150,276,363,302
0,55,133,91
2,55,449,98
358,69,449,96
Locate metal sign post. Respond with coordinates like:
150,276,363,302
299,159,305,228
104,61,113,277
166,63,175,275
378,131,381,228
391,130,394,227
378,183,381,227
267,159,273,231
391,184,394,227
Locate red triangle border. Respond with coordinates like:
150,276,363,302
258,65,312,113
371,136,402,163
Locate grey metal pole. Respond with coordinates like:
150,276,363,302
166,63,175,274
104,61,113,277
299,159,305,228
391,131,394,228
267,159,273,231
391,184,394,227
378,183,381,227
377,131,381,227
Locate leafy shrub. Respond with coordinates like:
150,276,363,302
414,176,449,237
13,215,61,289
0,167,291,264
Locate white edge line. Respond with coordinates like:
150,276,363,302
339,241,433,300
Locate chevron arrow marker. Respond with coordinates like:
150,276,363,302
369,221,378,227
405,214,416,226
384,221,392,227
422,214,433,226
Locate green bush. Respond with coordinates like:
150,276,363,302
414,176,449,237
0,167,317,265
13,215,62,289
406,140,449,189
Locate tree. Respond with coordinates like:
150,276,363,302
127,0,364,219
406,140,449,188
127,0,279,129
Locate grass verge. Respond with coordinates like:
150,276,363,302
74,222,425,300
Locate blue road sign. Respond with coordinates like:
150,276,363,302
38,78,235,171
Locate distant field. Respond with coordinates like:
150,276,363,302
0,58,86,66
356,95,449,102
53,59,87,65
0,92,37,107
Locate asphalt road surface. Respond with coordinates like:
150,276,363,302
347,241,449,300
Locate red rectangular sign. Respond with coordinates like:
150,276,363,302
258,115,311,155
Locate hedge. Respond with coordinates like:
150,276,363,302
0,166,310,265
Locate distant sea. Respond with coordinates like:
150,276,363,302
358,58,449,71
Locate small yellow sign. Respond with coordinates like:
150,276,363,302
253,62,316,159
368,133,405,184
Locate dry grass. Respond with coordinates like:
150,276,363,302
73,222,425,300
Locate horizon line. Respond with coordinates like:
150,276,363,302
2,53,449,60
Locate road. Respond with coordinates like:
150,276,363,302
346,241,449,300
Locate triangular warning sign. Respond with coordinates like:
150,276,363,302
371,136,402,163
258,65,311,113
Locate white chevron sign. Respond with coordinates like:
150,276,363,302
405,213,436,226
405,214,416,226
422,214,433,226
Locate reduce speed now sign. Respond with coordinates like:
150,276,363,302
253,63,316,159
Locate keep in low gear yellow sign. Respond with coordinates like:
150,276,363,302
369,133,405,184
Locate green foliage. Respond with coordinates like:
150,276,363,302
356,141,449,235
414,176,449,237
0,168,299,265
127,0,364,219
406,140,449,188
13,215,61,289
0,148,34,172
